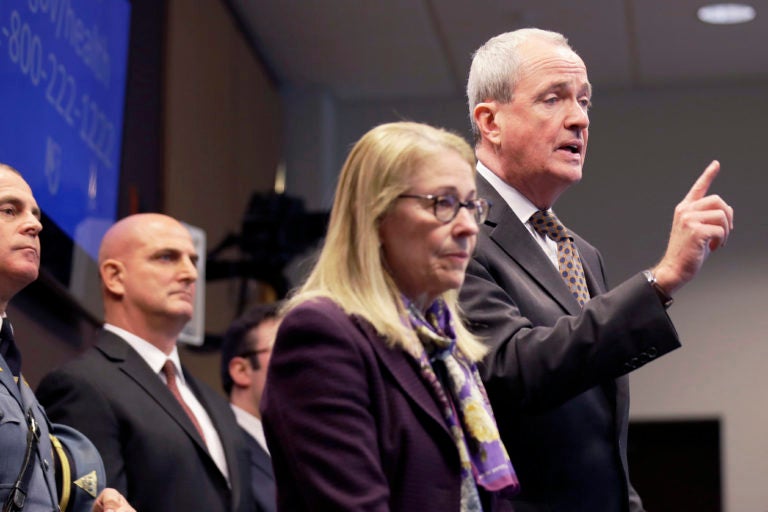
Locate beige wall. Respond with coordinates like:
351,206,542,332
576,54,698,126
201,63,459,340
163,0,281,391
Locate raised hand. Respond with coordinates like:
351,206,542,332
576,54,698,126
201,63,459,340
653,160,734,295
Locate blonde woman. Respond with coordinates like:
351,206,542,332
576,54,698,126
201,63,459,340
261,122,518,511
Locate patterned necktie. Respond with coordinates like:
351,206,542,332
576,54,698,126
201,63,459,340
0,318,21,378
530,210,590,307
162,360,206,444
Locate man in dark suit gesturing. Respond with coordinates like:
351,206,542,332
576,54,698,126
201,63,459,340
460,28,734,511
37,213,253,512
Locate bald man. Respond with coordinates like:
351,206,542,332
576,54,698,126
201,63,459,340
37,214,254,512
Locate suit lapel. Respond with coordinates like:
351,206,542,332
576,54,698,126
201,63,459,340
574,235,606,296
244,431,274,480
188,374,243,504
478,176,582,315
351,316,452,440
95,331,209,453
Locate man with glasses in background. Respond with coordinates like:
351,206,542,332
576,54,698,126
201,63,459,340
221,303,282,512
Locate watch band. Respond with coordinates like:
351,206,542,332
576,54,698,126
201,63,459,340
643,269,674,308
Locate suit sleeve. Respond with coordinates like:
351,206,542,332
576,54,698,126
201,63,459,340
261,301,390,512
36,370,127,494
460,254,681,411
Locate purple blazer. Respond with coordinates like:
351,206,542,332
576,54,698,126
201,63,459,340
261,297,504,511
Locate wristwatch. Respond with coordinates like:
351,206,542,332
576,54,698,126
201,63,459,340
643,269,674,308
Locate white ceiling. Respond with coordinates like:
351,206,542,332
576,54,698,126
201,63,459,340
230,0,768,100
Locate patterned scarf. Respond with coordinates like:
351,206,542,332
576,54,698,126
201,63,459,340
402,297,519,510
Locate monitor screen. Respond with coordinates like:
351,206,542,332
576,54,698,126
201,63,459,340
0,0,132,260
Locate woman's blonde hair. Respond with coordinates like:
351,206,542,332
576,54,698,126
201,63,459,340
284,121,487,361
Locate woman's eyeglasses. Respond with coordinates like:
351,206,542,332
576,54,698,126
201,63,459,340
397,193,491,224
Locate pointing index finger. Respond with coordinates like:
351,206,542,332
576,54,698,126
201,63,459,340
685,160,720,201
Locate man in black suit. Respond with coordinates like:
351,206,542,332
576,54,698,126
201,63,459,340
37,213,253,512
221,303,281,512
460,28,734,511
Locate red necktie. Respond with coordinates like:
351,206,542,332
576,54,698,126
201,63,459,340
162,360,206,444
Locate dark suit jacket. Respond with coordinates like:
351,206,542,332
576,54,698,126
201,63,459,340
459,174,682,512
36,330,254,512
241,428,276,512
261,298,504,512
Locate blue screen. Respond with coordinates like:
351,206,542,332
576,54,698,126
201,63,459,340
0,0,131,259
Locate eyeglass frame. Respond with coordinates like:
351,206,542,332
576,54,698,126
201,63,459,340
237,348,271,366
396,193,491,224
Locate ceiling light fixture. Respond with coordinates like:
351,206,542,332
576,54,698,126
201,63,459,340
697,3,756,24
